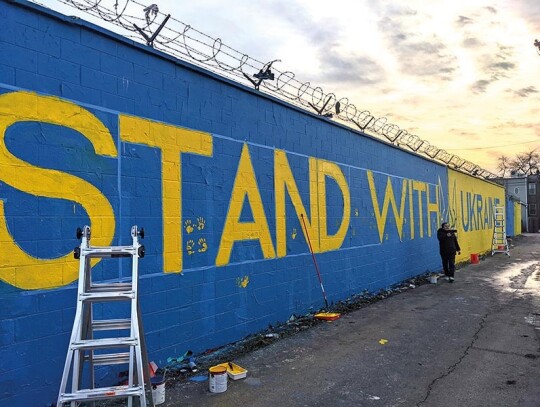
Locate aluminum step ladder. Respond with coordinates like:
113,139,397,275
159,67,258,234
491,206,510,256
57,225,154,406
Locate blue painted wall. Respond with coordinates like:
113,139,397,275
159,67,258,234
0,1,501,405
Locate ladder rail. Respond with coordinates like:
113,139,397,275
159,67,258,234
491,206,510,256
57,225,152,407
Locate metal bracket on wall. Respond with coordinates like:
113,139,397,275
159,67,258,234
308,94,335,118
352,116,375,132
133,14,171,47
243,60,279,90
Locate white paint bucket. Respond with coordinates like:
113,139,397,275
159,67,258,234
151,376,166,405
209,365,227,393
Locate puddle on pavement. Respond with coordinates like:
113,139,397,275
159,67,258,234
524,313,540,327
493,261,539,293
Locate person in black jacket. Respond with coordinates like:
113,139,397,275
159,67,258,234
437,222,461,283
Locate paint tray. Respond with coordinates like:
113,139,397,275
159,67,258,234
315,312,341,321
217,362,248,380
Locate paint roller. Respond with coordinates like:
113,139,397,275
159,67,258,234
300,214,340,321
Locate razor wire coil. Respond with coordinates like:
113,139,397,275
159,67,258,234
34,0,497,178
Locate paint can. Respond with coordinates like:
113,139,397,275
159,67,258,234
470,253,479,264
209,365,227,393
498,245,505,250
151,376,166,405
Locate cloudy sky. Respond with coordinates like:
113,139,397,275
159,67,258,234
37,0,540,173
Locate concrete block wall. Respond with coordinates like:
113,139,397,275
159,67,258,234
0,1,509,405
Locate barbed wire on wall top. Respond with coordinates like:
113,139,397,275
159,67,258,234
39,0,497,179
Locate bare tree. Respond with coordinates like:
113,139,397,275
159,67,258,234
497,155,511,177
500,149,540,176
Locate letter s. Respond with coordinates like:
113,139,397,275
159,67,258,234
0,91,117,290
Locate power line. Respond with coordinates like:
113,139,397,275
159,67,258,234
446,139,540,151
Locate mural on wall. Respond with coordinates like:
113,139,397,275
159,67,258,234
0,3,519,405
448,168,505,261
0,90,447,291
366,171,443,242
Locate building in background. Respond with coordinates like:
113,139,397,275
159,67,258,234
526,174,540,232
493,173,532,233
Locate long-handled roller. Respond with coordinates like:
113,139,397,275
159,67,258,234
300,214,340,321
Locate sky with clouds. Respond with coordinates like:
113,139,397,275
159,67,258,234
37,0,540,173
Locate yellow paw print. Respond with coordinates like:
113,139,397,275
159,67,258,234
197,217,206,231
197,238,208,253
184,220,194,234
291,228,297,239
186,239,195,255
236,276,249,288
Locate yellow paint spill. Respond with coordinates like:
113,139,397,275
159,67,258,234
379,339,388,345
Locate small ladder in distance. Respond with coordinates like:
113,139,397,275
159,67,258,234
492,206,510,256
57,225,154,407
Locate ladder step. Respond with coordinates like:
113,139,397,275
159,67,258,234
88,352,131,366
59,385,144,402
92,319,132,331
80,291,135,301
82,246,137,258
71,337,137,350
89,283,133,292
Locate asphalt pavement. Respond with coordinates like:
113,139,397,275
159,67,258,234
160,234,540,407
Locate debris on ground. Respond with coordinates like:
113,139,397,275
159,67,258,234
99,271,441,404
157,272,436,392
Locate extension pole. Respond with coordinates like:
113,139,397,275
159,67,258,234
300,213,329,309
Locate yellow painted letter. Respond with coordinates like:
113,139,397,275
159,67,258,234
317,159,350,251
0,91,116,289
367,171,408,242
426,184,439,237
274,150,319,256
217,144,276,265
120,115,213,273
412,181,426,238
